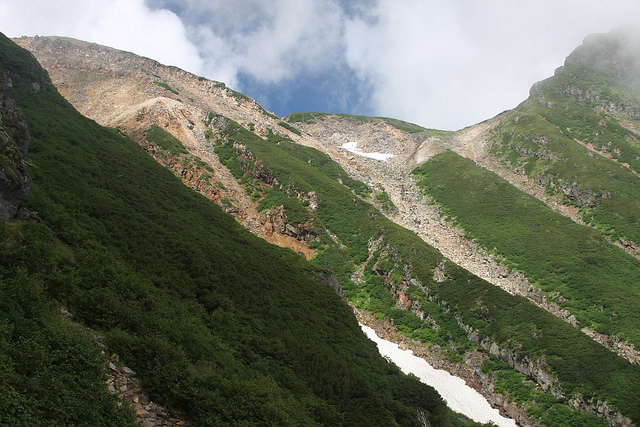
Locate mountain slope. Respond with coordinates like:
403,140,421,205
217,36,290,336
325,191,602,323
14,33,640,426
0,33,479,426
473,29,640,253
280,31,640,358
406,30,640,358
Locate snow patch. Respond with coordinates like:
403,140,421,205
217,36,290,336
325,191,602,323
341,141,394,161
360,324,517,427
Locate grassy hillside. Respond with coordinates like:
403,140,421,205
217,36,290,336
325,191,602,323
413,150,640,347
0,33,474,426
207,115,640,425
488,30,640,247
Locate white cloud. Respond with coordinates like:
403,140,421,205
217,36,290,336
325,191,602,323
150,0,347,90
0,0,203,74
2,0,640,130
343,0,640,130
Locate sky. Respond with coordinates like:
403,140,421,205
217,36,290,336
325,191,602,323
1,0,640,130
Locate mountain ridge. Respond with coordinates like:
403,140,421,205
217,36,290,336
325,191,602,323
1,32,474,426
9,30,640,426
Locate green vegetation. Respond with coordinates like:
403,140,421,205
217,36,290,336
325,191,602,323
218,122,369,199
219,197,234,210
214,138,244,179
488,50,640,247
203,111,215,126
215,110,640,425
0,33,474,426
374,190,397,214
152,81,179,95
278,121,302,136
287,112,321,124
0,224,136,426
263,110,279,120
257,189,310,225
481,358,606,426
231,89,251,102
144,125,188,155
189,155,213,172
276,139,370,197
413,150,640,346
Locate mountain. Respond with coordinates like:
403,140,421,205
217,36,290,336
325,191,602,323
7,29,640,426
0,33,479,426
408,29,640,355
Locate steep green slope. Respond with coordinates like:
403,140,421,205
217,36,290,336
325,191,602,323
207,115,640,425
0,34,471,426
413,150,640,347
488,29,640,247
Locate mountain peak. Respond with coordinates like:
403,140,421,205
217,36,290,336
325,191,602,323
560,27,640,83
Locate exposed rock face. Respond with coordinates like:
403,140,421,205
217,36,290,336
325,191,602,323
102,347,189,427
13,35,319,259
0,69,31,221
312,266,346,301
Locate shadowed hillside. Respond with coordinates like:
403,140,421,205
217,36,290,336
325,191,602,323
0,33,479,426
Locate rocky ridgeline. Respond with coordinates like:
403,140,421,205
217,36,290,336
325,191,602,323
12,36,289,140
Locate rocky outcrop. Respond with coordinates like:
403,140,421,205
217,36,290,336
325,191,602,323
560,181,597,207
262,204,316,242
57,307,190,426
0,70,31,221
102,348,189,427
312,266,346,301
582,328,640,365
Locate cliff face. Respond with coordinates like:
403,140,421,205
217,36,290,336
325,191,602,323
0,69,31,221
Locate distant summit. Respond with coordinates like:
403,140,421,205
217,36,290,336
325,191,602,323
560,27,640,84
